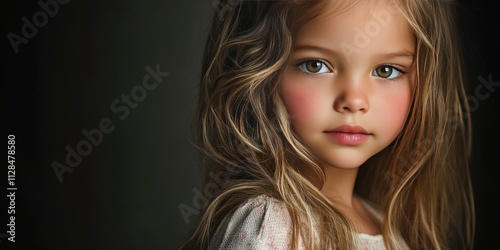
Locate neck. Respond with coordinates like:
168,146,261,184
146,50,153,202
320,165,382,235
320,165,359,208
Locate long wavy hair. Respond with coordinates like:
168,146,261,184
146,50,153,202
180,0,474,249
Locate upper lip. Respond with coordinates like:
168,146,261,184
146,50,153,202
325,125,371,134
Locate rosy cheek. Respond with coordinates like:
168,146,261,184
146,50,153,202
280,81,319,128
283,91,312,118
379,91,412,136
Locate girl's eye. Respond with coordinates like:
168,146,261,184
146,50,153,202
298,60,331,74
372,65,403,79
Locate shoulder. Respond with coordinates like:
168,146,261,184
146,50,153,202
209,194,294,250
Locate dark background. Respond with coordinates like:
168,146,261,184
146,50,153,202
1,0,499,249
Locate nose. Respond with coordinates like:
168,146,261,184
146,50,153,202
333,78,369,113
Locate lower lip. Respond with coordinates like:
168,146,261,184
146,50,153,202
325,132,370,145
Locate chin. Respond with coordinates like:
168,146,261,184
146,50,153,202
321,151,373,169
325,162,366,170
322,159,369,169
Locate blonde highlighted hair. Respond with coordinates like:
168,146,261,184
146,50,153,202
180,0,474,249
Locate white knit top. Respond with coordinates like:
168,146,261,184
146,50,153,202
209,195,387,249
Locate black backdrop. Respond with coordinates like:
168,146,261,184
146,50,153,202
2,0,499,249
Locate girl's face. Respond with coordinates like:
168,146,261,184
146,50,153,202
280,0,415,169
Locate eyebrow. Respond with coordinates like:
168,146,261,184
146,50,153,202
293,45,342,58
293,45,414,60
372,51,415,60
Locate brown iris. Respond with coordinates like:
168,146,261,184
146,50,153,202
375,66,393,78
305,61,323,73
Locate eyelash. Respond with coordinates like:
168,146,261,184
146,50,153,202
296,59,406,81
372,65,407,81
296,59,332,75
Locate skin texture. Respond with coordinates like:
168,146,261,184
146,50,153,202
280,0,415,234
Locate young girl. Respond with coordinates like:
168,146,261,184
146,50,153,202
180,0,474,249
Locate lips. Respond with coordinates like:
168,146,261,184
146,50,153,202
324,125,371,145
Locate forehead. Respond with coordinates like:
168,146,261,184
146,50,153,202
293,0,414,59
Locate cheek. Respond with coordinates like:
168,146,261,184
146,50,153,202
377,89,412,136
282,90,314,118
280,80,326,130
